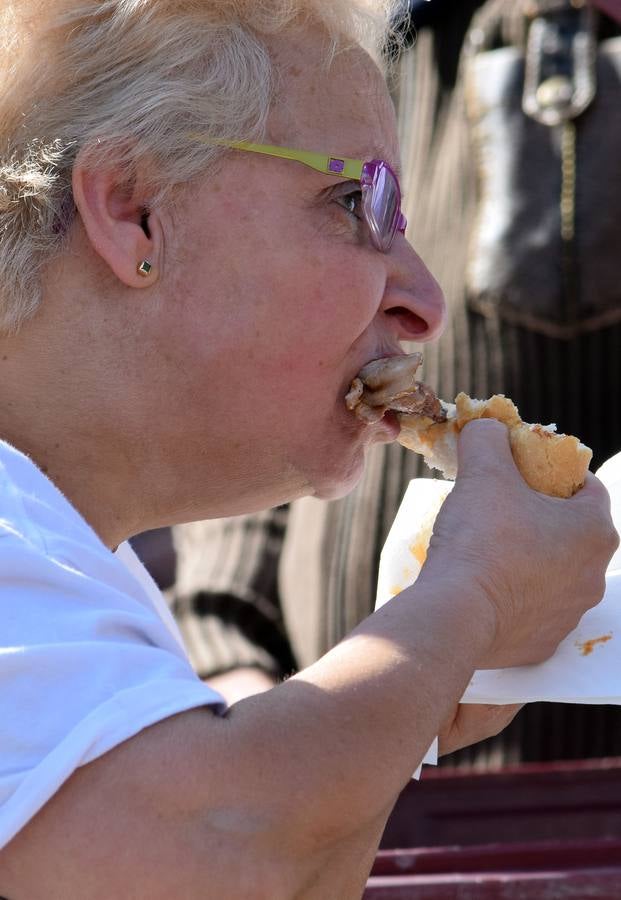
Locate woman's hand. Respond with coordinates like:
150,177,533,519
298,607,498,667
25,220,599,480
420,419,619,671
438,702,523,756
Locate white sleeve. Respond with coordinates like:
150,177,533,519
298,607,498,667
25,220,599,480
0,532,225,851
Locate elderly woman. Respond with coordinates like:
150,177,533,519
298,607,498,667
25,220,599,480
0,1,616,897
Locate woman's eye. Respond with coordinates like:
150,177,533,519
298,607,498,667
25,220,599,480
334,189,363,220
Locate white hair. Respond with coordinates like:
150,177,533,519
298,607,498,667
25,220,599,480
0,0,405,333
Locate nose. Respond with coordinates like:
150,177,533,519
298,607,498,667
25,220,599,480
379,237,447,343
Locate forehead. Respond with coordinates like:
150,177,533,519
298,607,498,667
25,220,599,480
266,28,399,169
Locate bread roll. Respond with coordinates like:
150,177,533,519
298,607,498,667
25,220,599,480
398,393,592,499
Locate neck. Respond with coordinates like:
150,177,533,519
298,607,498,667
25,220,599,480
0,310,157,549
0,407,148,550
0,268,309,546
0,345,306,550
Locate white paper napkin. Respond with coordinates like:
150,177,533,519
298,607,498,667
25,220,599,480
377,451,621,775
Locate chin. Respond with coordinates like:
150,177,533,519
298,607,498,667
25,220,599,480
310,445,366,501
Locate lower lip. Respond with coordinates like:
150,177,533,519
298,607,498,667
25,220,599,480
373,410,401,440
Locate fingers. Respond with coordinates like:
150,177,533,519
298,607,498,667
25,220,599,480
583,471,615,507
570,473,619,569
438,702,524,756
435,418,618,674
456,419,517,482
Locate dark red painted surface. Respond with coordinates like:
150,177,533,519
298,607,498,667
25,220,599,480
364,869,621,899
381,758,621,849
372,839,621,876
365,760,621,898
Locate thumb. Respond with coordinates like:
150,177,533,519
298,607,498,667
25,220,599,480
456,418,516,481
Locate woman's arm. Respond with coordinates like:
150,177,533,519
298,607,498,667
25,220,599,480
0,422,616,900
0,576,494,900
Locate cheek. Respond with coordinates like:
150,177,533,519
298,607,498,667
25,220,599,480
176,196,385,409
265,252,385,360
248,265,386,436
208,183,384,357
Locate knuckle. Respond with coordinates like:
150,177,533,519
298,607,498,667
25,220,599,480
529,645,556,665
578,579,606,613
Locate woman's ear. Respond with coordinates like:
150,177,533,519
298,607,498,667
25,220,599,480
72,153,162,288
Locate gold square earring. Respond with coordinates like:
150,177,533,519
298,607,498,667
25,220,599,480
137,260,153,277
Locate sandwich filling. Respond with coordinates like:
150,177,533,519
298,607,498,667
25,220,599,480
346,353,592,497
345,353,446,425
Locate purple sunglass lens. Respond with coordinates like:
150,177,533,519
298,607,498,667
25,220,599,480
361,160,404,252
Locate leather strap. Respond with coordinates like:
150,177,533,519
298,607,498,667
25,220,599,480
523,0,598,124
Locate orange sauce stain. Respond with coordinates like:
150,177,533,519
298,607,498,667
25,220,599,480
409,541,427,567
575,633,613,656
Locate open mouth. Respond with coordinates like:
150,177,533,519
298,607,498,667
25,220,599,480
345,353,446,426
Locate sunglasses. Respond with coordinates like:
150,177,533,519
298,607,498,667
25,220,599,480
189,136,407,253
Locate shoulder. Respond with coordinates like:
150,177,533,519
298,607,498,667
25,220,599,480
0,438,90,558
0,439,224,856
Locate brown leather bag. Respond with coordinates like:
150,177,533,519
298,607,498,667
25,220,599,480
463,0,621,339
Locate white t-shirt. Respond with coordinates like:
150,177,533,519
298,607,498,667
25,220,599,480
0,440,225,850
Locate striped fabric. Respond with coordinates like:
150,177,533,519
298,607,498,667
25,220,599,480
170,507,296,679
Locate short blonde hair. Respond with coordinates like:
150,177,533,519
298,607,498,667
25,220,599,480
0,0,404,333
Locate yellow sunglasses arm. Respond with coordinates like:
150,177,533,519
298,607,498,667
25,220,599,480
232,142,364,179
187,134,363,180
